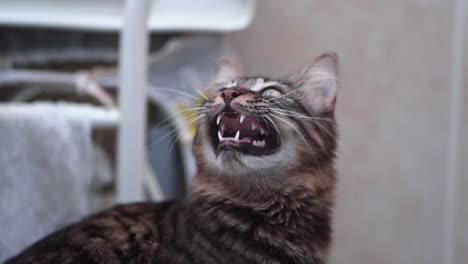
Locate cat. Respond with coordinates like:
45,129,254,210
6,52,339,264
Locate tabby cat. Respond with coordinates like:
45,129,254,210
7,52,339,264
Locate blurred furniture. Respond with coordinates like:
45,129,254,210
0,0,256,203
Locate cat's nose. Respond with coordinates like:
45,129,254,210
221,89,242,104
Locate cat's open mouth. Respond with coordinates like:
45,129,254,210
210,110,280,156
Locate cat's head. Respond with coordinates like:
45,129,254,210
193,52,338,180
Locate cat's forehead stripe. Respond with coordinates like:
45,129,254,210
249,78,265,91
249,79,281,92
225,78,282,91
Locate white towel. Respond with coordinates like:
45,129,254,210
0,102,112,261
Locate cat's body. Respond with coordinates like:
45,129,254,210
7,52,339,264
8,185,333,264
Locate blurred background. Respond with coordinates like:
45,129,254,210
0,0,466,263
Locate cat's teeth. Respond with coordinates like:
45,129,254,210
252,123,257,131
218,131,223,141
216,115,222,125
234,130,240,140
258,140,266,147
260,128,267,135
240,114,245,123
253,139,266,147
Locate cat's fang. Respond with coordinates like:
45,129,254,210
216,115,222,125
252,123,257,131
234,130,240,140
218,131,223,141
240,114,245,123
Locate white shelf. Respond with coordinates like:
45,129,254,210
0,0,255,32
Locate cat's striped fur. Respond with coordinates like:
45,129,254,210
7,52,339,264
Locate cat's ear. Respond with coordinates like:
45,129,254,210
295,52,338,113
212,58,241,85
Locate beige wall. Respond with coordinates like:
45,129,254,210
457,23,468,263
226,1,467,263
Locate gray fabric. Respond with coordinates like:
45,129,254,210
0,103,99,261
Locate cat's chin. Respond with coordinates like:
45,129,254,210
209,109,280,157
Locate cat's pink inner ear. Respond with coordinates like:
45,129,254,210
300,52,339,112
213,58,241,85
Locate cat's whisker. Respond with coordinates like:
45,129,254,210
154,107,206,129
269,113,313,151
166,114,206,154
266,107,335,123
269,113,324,174
261,114,282,142
273,111,332,123
265,107,306,116
307,119,338,141
185,106,207,111
166,131,187,155
267,109,310,119
149,112,205,149
148,126,181,147
268,108,337,142
194,88,209,100
158,87,199,100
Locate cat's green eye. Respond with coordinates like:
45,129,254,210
261,88,282,98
